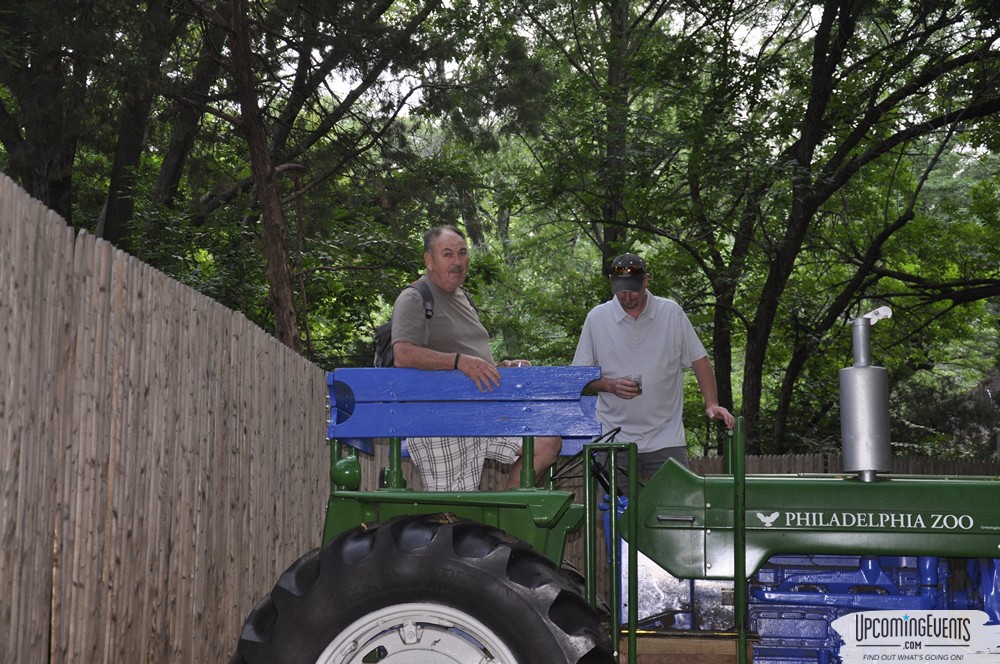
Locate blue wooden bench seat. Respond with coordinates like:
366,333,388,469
328,366,602,458
323,366,605,561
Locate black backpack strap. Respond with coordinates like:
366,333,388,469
409,280,434,345
411,280,434,319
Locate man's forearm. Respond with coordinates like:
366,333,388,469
585,377,617,393
393,341,458,370
691,356,720,408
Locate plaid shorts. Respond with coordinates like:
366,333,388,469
405,436,522,491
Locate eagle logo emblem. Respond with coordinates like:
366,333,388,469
756,511,780,527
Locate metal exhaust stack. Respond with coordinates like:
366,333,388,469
840,306,892,482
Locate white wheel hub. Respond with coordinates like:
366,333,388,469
315,601,519,664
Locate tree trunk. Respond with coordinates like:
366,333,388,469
461,187,487,249
0,3,94,224
229,0,301,352
98,0,180,250
154,18,227,207
599,0,631,266
741,194,819,452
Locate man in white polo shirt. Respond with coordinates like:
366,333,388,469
572,253,734,482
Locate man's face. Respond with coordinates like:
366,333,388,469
613,275,649,313
424,230,469,292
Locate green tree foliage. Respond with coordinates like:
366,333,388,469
0,0,554,358
0,0,997,456
511,0,1000,453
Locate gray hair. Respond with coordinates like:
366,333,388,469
423,225,465,253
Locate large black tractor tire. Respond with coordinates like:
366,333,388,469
230,514,615,664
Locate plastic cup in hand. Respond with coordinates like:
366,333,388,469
628,374,643,395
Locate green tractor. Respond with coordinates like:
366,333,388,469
230,311,1000,664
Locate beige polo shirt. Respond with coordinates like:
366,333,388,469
390,276,494,363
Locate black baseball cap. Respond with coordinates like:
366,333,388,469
609,253,647,293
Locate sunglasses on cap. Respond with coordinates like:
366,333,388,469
611,262,646,277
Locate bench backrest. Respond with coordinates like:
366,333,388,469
328,367,601,449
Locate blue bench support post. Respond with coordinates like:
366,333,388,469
323,366,603,563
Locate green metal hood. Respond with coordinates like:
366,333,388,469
629,461,1000,580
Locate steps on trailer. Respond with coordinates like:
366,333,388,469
620,633,754,664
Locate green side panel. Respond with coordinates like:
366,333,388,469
631,462,1000,581
629,460,710,578
739,473,1000,573
322,489,584,564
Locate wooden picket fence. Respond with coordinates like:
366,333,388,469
3,172,998,663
